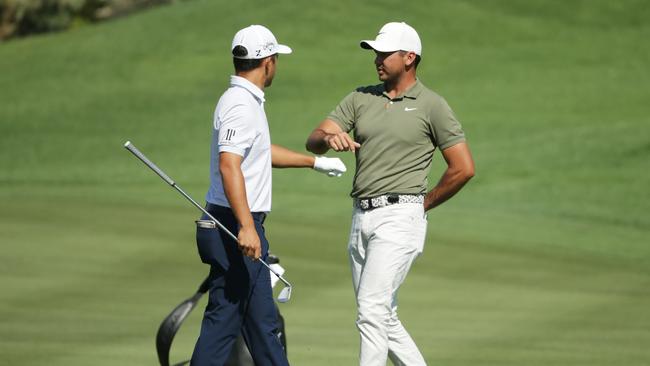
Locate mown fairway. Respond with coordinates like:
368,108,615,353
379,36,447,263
1,1,649,365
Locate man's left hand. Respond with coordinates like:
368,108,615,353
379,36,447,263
313,156,347,177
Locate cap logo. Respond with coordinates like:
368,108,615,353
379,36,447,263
232,25,292,59
253,43,275,58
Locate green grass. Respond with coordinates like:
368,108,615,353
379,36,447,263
1,0,649,365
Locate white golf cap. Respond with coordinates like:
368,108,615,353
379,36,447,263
360,22,422,56
231,25,292,59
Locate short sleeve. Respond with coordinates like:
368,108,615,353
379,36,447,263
429,97,466,150
327,91,356,132
215,103,257,156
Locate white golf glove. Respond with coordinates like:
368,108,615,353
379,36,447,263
269,263,285,288
313,156,347,177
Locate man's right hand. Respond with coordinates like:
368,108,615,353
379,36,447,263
237,225,261,259
306,119,360,154
324,132,361,152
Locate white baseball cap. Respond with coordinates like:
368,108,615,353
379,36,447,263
360,22,422,56
231,25,292,59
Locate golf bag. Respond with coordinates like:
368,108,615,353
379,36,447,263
155,255,287,366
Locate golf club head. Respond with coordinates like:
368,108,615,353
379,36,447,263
277,286,292,303
156,282,207,366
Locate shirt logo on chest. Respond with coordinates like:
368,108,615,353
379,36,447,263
404,107,418,112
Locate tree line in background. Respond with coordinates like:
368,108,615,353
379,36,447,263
0,0,174,40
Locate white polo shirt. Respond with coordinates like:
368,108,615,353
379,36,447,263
206,76,272,213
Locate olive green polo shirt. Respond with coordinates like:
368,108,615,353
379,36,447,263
328,80,465,198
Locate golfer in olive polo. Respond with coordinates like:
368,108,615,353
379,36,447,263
306,22,475,365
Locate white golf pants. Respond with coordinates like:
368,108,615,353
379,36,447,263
348,203,428,366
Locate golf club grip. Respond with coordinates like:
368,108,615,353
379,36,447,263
124,141,175,186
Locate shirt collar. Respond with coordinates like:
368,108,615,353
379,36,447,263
381,79,424,100
230,75,265,103
403,79,424,99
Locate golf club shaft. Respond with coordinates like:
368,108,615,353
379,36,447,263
178,186,292,288
124,141,292,288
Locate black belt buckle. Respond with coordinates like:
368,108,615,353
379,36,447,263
387,195,399,204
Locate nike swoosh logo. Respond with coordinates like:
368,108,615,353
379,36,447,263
404,107,417,112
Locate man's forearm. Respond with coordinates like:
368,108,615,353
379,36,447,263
219,152,261,259
271,144,316,168
425,142,475,211
220,163,255,228
424,167,474,211
305,129,330,154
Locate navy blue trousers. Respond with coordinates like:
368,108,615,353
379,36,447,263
191,204,289,366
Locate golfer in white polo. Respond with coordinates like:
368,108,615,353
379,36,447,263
192,25,346,366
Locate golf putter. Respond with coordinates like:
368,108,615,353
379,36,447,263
124,141,292,303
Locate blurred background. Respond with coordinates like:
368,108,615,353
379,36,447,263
1,0,649,365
